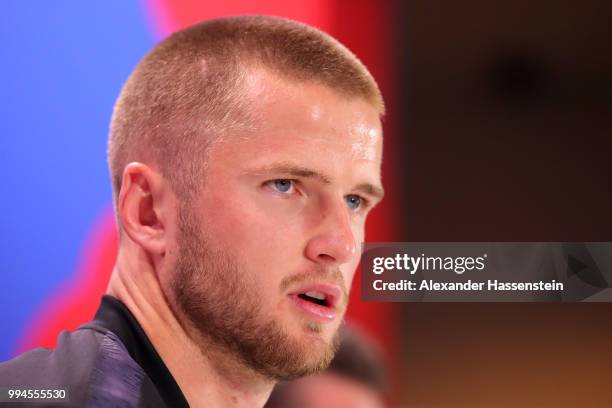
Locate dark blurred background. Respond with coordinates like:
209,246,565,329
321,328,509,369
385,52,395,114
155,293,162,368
393,1,612,406
1,1,610,406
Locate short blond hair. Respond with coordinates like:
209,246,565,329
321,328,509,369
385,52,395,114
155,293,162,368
108,15,384,206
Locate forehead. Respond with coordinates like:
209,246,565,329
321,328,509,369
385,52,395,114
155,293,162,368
209,69,383,178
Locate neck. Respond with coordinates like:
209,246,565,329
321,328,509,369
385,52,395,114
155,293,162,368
106,246,275,408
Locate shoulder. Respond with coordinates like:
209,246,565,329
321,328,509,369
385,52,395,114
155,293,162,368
0,326,108,406
0,327,105,383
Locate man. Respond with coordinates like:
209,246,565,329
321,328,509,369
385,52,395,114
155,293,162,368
265,326,388,408
0,16,384,407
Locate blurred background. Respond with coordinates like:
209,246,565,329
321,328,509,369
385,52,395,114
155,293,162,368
1,0,611,406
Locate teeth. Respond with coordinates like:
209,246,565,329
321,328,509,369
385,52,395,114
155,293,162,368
305,291,326,300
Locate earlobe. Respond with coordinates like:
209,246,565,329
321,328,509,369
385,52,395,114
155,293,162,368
117,162,168,255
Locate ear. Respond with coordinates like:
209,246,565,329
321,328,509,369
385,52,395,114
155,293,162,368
117,162,171,256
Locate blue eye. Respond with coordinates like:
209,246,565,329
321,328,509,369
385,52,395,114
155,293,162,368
345,194,363,210
272,179,294,193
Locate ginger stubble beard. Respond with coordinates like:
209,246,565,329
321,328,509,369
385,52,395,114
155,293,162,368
170,204,341,381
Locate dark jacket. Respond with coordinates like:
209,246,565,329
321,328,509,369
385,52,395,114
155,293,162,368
0,296,189,407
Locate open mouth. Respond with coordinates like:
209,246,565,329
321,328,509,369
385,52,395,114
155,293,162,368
297,291,330,307
288,284,341,322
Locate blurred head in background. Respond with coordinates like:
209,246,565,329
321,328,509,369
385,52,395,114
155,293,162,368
265,325,388,408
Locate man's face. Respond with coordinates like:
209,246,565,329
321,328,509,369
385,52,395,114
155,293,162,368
169,70,383,380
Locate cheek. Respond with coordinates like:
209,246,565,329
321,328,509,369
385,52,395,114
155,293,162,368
198,189,305,278
342,258,361,289
204,194,295,244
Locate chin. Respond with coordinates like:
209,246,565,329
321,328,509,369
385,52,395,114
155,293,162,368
256,318,341,381
285,311,338,339
298,320,340,353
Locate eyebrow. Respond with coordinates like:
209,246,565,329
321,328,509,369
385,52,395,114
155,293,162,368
248,162,385,201
353,182,385,201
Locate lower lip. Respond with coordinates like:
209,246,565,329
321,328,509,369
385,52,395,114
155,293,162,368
289,295,337,322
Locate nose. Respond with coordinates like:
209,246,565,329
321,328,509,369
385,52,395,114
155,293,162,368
304,201,358,266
